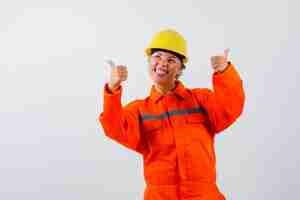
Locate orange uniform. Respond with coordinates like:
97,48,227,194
99,63,245,200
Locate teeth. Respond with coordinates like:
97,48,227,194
156,68,167,75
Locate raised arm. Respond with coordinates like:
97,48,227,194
194,49,245,134
98,62,147,154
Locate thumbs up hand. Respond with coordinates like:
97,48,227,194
210,48,230,73
106,60,128,91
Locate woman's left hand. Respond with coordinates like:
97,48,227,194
211,48,230,73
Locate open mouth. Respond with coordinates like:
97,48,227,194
154,67,168,76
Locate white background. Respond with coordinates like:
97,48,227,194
0,0,299,199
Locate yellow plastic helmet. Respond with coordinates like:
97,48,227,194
145,29,188,63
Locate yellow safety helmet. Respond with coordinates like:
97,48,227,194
145,29,188,63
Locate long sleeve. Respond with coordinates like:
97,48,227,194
98,84,147,154
194,63,245,134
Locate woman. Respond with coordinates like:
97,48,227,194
99,29,245,200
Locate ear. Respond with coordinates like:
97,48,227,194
175,68,182,79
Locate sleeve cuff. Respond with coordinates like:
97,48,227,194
103,83,122,113
213,62,242,86
104,83,122,95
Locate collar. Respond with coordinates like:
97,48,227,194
149,81,190,103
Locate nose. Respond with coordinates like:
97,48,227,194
157,58,168,67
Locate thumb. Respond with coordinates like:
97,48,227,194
105,59,116,69
224,48,230,60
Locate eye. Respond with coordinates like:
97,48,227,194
168,58,176,64
152,53,161,60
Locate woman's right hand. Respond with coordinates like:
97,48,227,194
108,62,128,91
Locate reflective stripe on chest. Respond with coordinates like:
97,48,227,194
141,107,207,122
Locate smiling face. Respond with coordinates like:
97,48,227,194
148,50,182,87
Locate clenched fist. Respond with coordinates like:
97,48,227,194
106,60,128,91
211,49,230,73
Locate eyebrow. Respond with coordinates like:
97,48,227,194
154,52,177,59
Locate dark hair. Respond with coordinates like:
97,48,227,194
150,48,186,79
151,48,185,61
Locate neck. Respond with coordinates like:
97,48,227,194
154,81,176,95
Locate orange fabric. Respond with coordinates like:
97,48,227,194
99,63,245,200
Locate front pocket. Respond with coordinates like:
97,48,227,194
185,112,214,134
142,119,163,133
142,120,174,147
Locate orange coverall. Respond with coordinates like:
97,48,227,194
99,63,245,200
